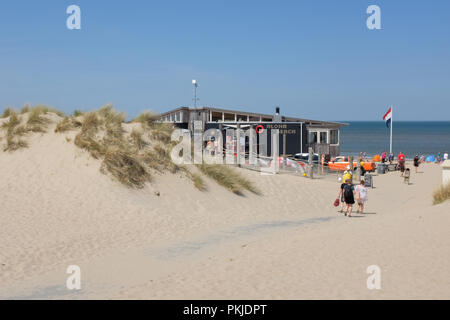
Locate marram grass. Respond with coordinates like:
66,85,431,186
433,183,450,205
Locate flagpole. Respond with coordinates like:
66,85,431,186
390,105,393,154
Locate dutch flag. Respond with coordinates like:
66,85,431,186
383,107,392,128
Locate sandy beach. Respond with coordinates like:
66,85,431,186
0,113,449,300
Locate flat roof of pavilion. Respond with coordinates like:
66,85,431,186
159,106,348,127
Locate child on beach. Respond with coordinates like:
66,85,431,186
355,180,368,214
342,180,355,217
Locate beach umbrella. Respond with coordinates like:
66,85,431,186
372,154,381,162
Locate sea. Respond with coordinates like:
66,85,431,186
340,121,450,159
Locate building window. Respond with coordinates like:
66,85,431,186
330,130,338,144
309,132,318,144
320,132,328,144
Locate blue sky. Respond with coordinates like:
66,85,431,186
0,0,449,121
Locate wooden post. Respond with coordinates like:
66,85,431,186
319,153,322,175
282,134,287,168
356,157,361,182
236,123,241,167
219,123,223,163
348,156,354,183
308,147,314,179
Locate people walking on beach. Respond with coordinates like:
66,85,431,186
355,180,368,214
398,152,406,176
342,180,355,217
413,155,420,173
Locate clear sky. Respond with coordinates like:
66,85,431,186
0,0,449,121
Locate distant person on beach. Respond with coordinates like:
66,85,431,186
389,152,394,164
445,152,449,161
413,155,420,173
360,161,366,176
343,165,352,183
355,180,368,214
437,152,441,163
398,152,406,176
381,151,387,163
343,180,355,217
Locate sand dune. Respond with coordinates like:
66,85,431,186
0,113,449,299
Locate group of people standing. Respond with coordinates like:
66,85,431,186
381,151,395,164
437,152,449,163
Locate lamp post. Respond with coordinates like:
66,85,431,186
192,79,199,109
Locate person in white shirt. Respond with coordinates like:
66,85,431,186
444,152,449,161
355,180,368,214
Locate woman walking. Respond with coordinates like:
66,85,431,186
343,179,355,217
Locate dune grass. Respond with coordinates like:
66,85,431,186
433,183,450,205
73,110,83,117
0,105,255,194
1,110,20,130
32,105,65,117
73,111,104,158
1,111,28,151
68,107,255,192
130,129,145,150
26,107,51,132
101,148,151,188
14,125,28,136
55,117,82,133
148,123,174,144
198,164,259,195
4,136,28,151
141,143,179,173
181,168,206,191
191,173,206,191
70,106,153,188
1,107,15,118
20,105,30,114
133,111,158,127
